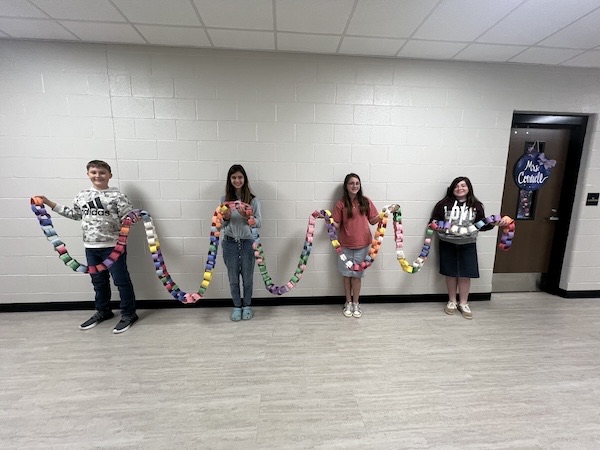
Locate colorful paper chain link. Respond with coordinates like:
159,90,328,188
430,214,516,250
30,196,221,304
323,204,402,272
247,203,404,294
30,196,130,274
397,214,516,274
31,197,514,301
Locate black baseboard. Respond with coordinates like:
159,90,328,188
555,289,600,299
0,293,492,313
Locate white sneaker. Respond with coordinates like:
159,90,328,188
343,302,353,317
444,301,457,315
457,303,473,319
352,303,362,318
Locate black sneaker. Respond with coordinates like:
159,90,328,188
79,310,114,330
112,313,139,334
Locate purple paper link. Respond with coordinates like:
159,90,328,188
31,205,41,214
504,240,512,247
507,232,515,239
210,236,217,243
423,245,430,251
152,253,159,261
268,285,277,293
207,255,215,262
443,222,451,229
420,252,428,258
484,217,494,224
278,286,287,295
102,259,114,268
39,218,52,226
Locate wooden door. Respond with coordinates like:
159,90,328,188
494,128,570,273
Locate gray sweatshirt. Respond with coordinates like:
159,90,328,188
52,186,134,248
220,196,262,240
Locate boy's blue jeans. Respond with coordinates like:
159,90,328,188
222,238,255,307
85,247,136,317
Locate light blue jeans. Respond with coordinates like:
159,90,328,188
222,238,255,307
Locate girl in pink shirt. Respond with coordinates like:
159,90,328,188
332,173,379,318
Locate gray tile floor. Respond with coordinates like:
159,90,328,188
1,292,599,449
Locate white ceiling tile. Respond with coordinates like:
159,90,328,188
0,0,48,17
477,0,600,45
347,0,437,38
193,0,273,30
455,43,527,62
0,0,599,68
509,47,584,65
339,36,405,57
414,0,523,41
277,33,339,54
0,18,76,40
538,8,600,49
30,0,125,22
112,0,201,26
277,0,354,34
60,21,146,44
398,40,467,60
137,25,211,47
561,50,600,67
209,29,274,50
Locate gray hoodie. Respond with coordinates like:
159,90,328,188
52,186,134,248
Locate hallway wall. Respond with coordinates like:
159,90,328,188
1,40,598,304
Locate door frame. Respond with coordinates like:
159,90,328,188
510,113,588,296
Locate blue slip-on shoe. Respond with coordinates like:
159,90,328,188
230,307,242,321
242,306,253,320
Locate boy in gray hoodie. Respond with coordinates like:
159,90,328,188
39,160,138,334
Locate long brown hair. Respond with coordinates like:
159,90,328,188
445,176,480,207
342,173,370,218
225,164,255,204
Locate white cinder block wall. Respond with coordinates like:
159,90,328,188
0,40,598,304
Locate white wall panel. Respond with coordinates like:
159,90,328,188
0,40,598,305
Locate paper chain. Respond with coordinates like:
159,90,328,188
30,197,514,302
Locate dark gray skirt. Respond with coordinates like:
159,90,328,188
438,240,479,278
